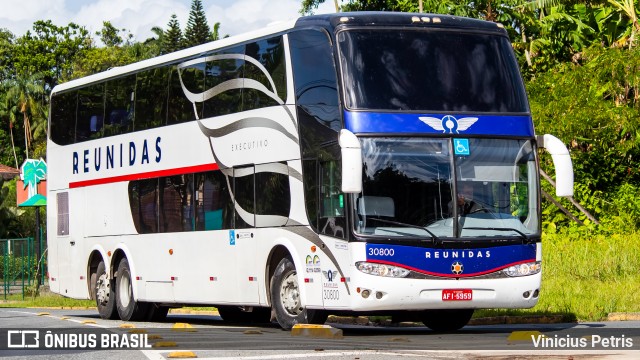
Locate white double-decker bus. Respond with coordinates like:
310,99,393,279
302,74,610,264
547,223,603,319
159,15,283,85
47,12,573,330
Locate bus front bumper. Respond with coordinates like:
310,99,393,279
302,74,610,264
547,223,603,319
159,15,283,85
346,272,542,311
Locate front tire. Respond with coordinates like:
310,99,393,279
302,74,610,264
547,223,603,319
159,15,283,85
95,261,118,319
115,258,148,321
421,309,474,332
270,257,327,330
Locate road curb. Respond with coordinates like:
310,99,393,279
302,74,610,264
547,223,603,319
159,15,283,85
607,312,640,321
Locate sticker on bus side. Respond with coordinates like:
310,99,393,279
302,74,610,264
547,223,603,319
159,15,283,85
229,230,235,245
454,139,470,155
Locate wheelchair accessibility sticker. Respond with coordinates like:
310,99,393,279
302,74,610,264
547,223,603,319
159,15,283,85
454,139,470,155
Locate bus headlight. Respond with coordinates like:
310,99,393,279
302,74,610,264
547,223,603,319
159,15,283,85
503,261,541,277
355,262,410,278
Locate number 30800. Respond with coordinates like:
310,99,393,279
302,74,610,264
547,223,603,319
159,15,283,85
368,248,395,256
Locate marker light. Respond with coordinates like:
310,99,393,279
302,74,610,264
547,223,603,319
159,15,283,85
356,262,410,278
503,261,541,277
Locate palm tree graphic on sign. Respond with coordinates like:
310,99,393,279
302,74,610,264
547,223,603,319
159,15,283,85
20,158,47,204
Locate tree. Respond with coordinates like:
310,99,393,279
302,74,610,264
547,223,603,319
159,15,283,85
12,20,90,91
4,72,47,160
0,29,15,83
163,14,184,53
96,21,124,47
211,22,221,41
184,0,211,48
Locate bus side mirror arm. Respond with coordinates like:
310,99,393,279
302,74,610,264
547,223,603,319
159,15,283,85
339,129,363,193
537,134,574,197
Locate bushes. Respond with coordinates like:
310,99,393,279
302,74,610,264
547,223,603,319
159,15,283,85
529,45,640,231
0,255,39,282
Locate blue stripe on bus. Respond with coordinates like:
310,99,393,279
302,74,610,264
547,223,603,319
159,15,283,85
365,243,536,278
344,111,534,137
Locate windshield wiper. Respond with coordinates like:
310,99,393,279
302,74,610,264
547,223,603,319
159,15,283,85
462,227,530,242
366,217,439,243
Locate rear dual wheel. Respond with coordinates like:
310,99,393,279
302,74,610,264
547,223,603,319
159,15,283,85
115,258,149,321
95,261,118,319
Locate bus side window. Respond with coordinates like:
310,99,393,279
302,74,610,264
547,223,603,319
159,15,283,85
136,68,170,130
319,161,345,239
255,163,290,228
159,175,195,232
202,45,244,118
129,178,159,234
50,91,77,145
168,67,196,125
104,75,136,136
244,37,287,109
76,83,105,142
233,166,255,229
196,171,233,231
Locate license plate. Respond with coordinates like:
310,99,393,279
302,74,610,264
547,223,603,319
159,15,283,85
442,289,472,301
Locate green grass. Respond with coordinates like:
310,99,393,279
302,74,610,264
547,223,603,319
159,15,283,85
2,232,639,321
476,232,640,321
0,293,94,308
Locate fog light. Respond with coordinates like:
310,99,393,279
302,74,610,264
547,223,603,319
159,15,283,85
375,291,383,299
523,291,531,298
361,290,370,298
533,289,539,298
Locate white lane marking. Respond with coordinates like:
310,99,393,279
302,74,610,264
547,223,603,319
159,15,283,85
3,309,109,328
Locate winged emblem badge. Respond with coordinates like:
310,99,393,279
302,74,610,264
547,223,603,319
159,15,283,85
418,115,479,134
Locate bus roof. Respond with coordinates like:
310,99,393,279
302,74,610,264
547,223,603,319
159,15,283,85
52,12,506,94
51,19,298,94
294,12,507,34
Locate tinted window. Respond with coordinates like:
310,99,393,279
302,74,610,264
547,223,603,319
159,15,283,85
172,61,205,121
196,171,233,230
290,30,342,233
244,38,286,110
289,29,341,158
302,160,318,230
234,167,254,229
338,29,529,113
255,164,290,227
159,175,194,232
76,83,105,142
50,91,77,145
129,178,158,234
290,30,339,108
319,160,345,239
168,67,196,125
104,75,135,136
136,68,170,130
202,46,244,118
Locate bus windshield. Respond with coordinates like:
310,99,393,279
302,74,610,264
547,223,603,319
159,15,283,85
354,138,539,239
337,29,529,113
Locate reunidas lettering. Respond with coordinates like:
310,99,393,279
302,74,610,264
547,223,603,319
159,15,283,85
425,250,491,259
72,137,161,174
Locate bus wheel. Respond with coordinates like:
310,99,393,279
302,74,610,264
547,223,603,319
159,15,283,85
95,261,118,319
145,303,169,322
115,258,149,321
421,309,474,332
270,257,327,330
217,306,271,323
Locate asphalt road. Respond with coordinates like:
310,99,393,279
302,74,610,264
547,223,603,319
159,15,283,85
1,308,639,359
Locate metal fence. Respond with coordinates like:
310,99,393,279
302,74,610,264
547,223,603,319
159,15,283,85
1,237,45,299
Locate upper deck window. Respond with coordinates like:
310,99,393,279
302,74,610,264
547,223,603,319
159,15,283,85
338,29,529,113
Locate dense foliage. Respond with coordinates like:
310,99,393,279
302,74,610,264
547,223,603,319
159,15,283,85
2,0,640,237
